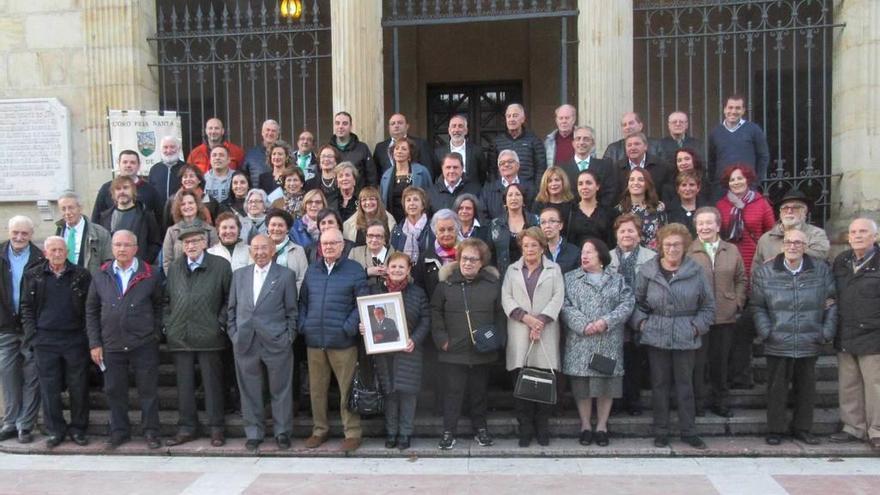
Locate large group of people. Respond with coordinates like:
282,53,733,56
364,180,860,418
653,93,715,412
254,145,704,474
0,98,877,455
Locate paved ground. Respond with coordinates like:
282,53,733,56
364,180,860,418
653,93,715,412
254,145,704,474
0,452,877,494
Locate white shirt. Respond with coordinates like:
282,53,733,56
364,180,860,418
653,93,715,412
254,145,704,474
784,257,804,275
369,246,388,264
253,262,271,304
450,141,467,172
64,216,85,263
112,258,139,294
501,176,520,187
724,118,746,132
574,154,591,171
324,260,336,274
187,252,205,272
445,177,463,193
628,156,647,169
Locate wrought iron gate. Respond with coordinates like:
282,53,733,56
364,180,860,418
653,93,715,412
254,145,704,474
150,0,331,153
426,82,523,152
633,0,843,225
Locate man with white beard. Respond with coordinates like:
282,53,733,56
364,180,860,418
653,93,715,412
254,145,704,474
148,136,185,206
752,189,830,269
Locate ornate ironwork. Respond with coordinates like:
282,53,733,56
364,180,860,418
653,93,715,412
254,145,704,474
382,0,577,26
427,82,523,152
634,0,844,225
150,1,331,152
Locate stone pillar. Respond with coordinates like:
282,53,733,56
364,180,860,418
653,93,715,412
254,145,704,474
830,0,880,235
330,0,384,147
577,0,633,154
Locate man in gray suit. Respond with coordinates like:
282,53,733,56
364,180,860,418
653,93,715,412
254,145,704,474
227,234,298,452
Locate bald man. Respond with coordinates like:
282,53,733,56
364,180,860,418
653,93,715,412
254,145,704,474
186,117,246,174
544,104,578,168
373,113,434,182
493,103,547,186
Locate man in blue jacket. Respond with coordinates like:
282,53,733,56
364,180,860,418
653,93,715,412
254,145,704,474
299,227,367,452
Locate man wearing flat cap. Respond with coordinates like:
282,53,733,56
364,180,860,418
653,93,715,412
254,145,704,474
752,189,830,269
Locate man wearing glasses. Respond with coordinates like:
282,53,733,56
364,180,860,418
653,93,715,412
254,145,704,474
752,190,830,269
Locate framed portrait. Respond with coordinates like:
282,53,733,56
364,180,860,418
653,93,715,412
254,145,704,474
357,292,409,354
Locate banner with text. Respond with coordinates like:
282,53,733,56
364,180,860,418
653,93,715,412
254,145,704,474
108,110,182,176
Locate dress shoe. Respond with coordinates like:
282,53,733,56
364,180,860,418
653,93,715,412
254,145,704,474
106,434,131,449
397,435,411,451
681,435,707,450
870,437,880,450
340,437,362,452
45,435,64,448
385,435,397,449
165,433,196,447
245,439,262,452
695,408,706,417
792,430,820,445
17,430,33,444
304,434,328,449
0,429,16,442
70,433,89,446
536,431,550,447
828,431,859,443
579,429,593,446
710,406,734,418
766,434,783,445
145,433,162,449
628,408,642,417
595,430,610,447
276,434,291,450
210,431,225,447
518,434,532,448
653,435,669,448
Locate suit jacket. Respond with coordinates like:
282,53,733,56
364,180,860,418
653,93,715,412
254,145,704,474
54,217,113,275
615,153,674,204
433,141,488,185
373,317,400,344
227,262,299,354
373,135,434,181
603,137,662,164
558,156,618,208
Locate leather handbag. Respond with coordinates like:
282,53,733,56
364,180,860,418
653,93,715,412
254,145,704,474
347,360,384,416
588,352,617,375
513,341,558,404
462,284,506,353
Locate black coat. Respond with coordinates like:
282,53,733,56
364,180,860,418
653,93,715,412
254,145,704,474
433,141,488,186
97,205,163,264
558,156,619,209
0,241,44,334
20,260,91,346
546,241,581,274
833,244,880,355
615,154,675,204
427,177,482,216
373,135,434,181
656,135,704,167
91,178,163,227
603,137,662,164
480,179,535,221
329,133,375,187
371,281,432,394
492,128,547,186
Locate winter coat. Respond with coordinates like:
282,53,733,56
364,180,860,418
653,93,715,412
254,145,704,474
163,252,231,352
751,254,837,358
162,219,219,274
561,268,635,377
96,204,162,264
298,258,367,349
20,260,92,346
752,222,831,269
207,241,251,272
493,128,547,185
716,192,775,277
0,241,44,334
630,257,716,350
86,260,163,352
371,281,432,394
687,238,747,324
833,244,880,355
501,256,565,371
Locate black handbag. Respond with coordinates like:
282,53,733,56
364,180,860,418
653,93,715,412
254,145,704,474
513,341,558,404
462,284,506,353
347,360,384,416
588,353,617,375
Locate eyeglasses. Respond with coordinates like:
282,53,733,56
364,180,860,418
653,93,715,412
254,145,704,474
782,240,805,247
498,159,517,166
662,242,684,248
366,234,385,240
182,238,205,245
780,204,806,212
246,199,264,204
460,255,481,264
321,240,343,247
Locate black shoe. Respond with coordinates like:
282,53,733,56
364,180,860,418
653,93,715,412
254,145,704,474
276,434,291,450
653,435,669,448
70,433,89,446
145,433,161,449
536,432,549,447
682,435,707,449
695,408,706,417
766,434,783,445
385,435,397,449
45,435,64,448
0,429,16,442
474,428,494,447
165,433,197,447
628,408,642,417
518,435,532,448
245,439,262,452
710,406,734,418
792,430,820,445
17,430,33,444
438,431,455,450
106,433,131,449
828,431,860,443
579,429,593,446
397,435,411,451
595,430,609,447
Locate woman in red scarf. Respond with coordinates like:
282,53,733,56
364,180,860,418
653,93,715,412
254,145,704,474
715,164,775,278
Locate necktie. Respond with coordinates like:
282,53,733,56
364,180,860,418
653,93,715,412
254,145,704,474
577,160,589,171
66,226,77,263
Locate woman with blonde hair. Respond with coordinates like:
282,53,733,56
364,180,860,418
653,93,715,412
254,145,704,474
532,167,575,237
342,186,397,246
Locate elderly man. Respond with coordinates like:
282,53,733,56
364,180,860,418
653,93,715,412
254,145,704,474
299,228,367,452
751,229,836,445
428,153,482,215
86,230,164,449
164,227,232,448
373,113,434,181
657,110,703,166
603,112,661,163
242,119,281,187
544,104,577,168
830,218,880,449
91,150,163,224
480,150,536,220
615,132,674,203
493,103,547,186
328,111,375,186
433,114,487,185
753,189,830,268
95,175,163,264
228,234,298,452
55,191,112,274
147,136,185,206
203,145,235,203
708,94,770,198
558,126,617,207
187,117,245,174
294,129,318,181
20,237,92,448
0,216,44,444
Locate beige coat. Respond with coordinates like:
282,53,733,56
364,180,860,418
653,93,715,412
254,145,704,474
501,256,565,371
752,222,830,269
687,238,747,324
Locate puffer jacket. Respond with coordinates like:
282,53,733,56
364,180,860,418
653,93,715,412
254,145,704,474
370,281,432,394
833,244,880,355
431,262,502,365
298,258,367,349
751,254,837,358
163,253,231,352
630,257,716,350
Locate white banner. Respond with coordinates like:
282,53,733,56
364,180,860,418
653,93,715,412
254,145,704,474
108,110,182,175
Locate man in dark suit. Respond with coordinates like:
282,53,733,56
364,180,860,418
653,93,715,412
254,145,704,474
615,133,674,203
480,150,536,221
558,126,618,208
371,306,399,344
227,234,298,452
428,153,482,215
372,113,433,182
603,112,661,163
656,110,704,166
433,115,488,185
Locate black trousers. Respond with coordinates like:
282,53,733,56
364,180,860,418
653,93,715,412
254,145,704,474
623,341,648,410
33,333,90,436
765,355,817,435
510,369,553,437
173,350,225,434
647,346,696,437
104,342,160,436
442,362,489,434
728,312,755,387
708,323,736,408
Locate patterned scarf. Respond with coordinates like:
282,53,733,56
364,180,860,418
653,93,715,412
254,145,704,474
615,245,640,288
384,277,408,294
401,214,427,262
302,214,320,242
723,189,757,243
435,240,457,265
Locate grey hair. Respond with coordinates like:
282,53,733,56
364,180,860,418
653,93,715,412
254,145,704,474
8,215,34,232
112,229,138,245
43,235,67,250
452,193,481,213
506,103,525,115
851,217,879,234
262,119,281,130
57,190,82,206
497,149,520,166
574,125,596,136
245,188,270,208
160,135,180,147
430,208,461,235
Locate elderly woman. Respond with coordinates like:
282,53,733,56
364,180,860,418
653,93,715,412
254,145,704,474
666,170,710,239
335,162,360,222
270,168,306,218
501,227,565,447
349,219,396,288
258,140,294,198
239,188,270,243
359,252,431,451
608,213,657,416
568,169,615,247
431,238,501,450
418,208,460,296
532,167,575,237
490,183,539,276
290,189,326,249
380,138,433,223
716,164,775,278
562,237,635,447
617,168,667,250
630,223,715,450
453,193,489,242
686,207,746,418
207,211,251,272
220,171,251,219
265,209,308,290
304,144,341,207
390,186,432,265
342,187,397,246
162,189,219,274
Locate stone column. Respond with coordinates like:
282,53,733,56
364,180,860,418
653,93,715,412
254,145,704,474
577,0,633,154
330,0,384,147
830,0,880,234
